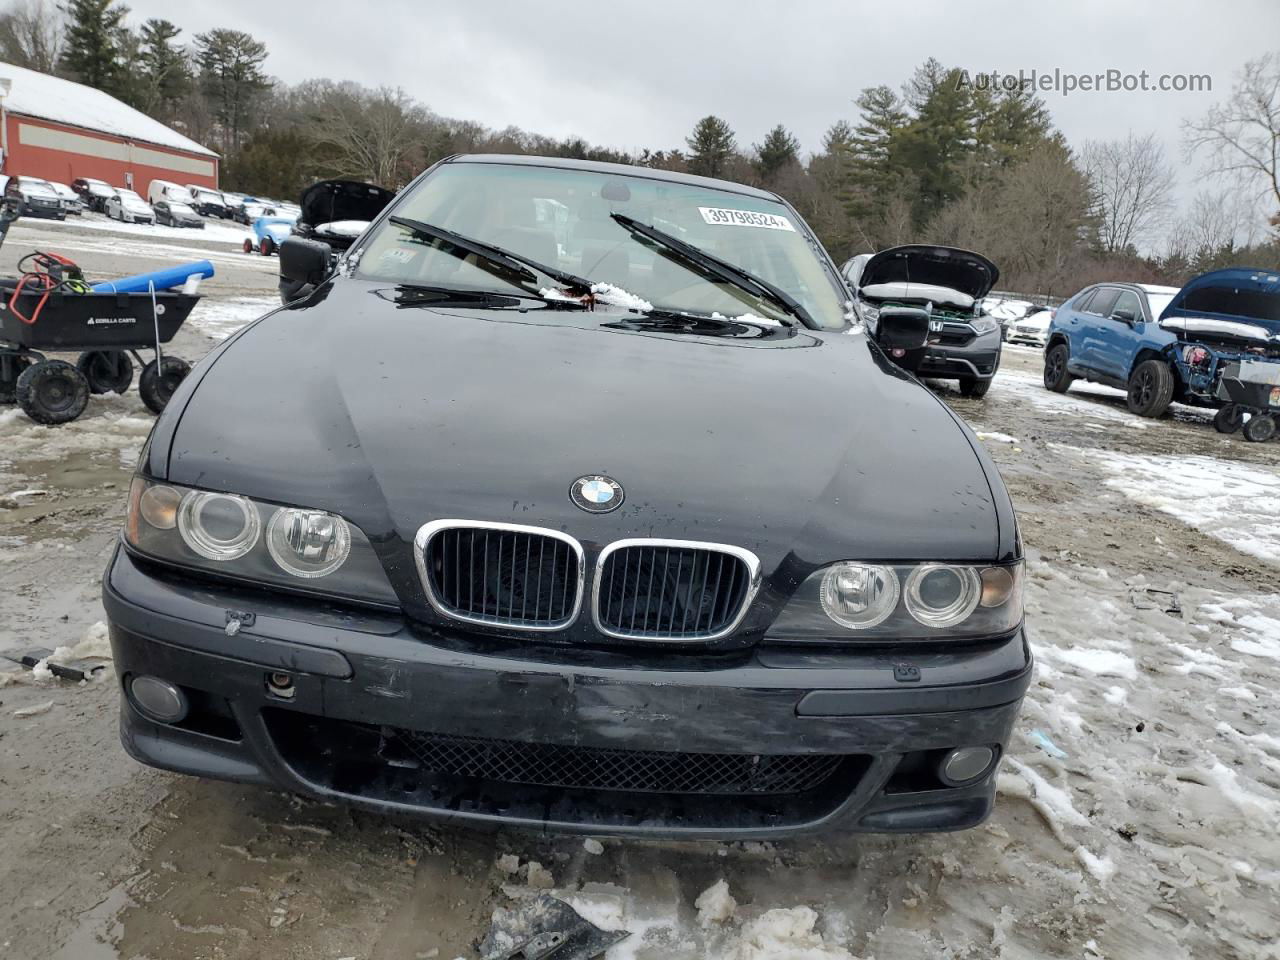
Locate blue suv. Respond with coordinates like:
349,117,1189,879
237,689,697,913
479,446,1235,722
1043,272,1280,420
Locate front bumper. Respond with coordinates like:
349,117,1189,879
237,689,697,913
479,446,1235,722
103,545,1033,838
917,328,1003,382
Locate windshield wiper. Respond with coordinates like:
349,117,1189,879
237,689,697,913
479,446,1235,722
610,213,807,328
389,215,594,295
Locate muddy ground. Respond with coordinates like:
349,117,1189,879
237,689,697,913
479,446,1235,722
1,216,1278,959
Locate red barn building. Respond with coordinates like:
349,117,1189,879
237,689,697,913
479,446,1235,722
0,62,218,191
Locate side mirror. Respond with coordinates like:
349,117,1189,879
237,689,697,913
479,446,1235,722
1112,307,1137,324
278,236,332,304
872,306,932,374
874,306,931,350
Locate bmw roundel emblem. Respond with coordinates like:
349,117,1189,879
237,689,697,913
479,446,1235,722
571,475,624,513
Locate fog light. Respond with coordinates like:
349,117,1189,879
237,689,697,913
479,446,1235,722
939,746,996,786
129,675,188,723
266,672,295,699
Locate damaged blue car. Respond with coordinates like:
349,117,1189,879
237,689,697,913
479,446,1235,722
1043,268,1280,440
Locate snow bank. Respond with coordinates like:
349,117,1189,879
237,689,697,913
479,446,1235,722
1086,450,1280,565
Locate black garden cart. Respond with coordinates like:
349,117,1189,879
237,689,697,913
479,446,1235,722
0,205,201,424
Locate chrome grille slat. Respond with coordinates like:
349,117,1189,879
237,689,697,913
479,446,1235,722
415,521,584,631
593,539,760,641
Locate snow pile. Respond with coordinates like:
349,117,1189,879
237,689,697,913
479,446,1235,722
590,283,653,312
696,879,738,927
975,430,1019,444
187,296,278,342
1085,450,1280,565
719,907,858,960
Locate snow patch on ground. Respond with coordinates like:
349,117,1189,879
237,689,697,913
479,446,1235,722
187,296,279,342
1083,449,1280,565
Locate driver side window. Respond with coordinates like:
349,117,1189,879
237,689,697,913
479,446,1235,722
1111,290,1141,321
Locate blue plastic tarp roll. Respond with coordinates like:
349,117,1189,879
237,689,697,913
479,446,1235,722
90,260,215,293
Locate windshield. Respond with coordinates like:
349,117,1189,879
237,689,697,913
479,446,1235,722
170,203,196,214
356,162,848,329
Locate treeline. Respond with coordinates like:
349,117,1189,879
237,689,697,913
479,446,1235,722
2,0,1277,294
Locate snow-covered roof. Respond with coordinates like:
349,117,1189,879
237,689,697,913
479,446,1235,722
0,62,217,158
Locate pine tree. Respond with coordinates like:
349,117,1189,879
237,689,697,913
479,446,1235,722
753,124,800,184
137,18,189,118
685,115,736,179
195,28,269,156
58,0,127,94
894,59,980,225
843,85,909,230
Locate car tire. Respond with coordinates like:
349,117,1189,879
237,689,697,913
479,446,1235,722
242,238,254,254
1043,343,1073,393
958,376,991,399
76,350,134,394
1126,359,1175,418
1,354,35,403
16,359,90,424
1213,404,1243,435
260,237,274,256
1242,414,1276,443
139,357,191,415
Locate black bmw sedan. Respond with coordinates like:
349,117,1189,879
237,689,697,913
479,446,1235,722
104,155,1030,838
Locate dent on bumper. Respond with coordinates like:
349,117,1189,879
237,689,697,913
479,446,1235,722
104,546,1033,838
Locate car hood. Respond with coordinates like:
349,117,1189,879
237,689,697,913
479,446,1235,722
160,282,1006,614
860,245,999,301
1159,267,1280,337
298,179,394,227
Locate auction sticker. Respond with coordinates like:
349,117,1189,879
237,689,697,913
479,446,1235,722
699,207,795,231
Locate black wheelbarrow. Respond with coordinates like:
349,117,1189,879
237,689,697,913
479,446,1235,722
0,281,201,424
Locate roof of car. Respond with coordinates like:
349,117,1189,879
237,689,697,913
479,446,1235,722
1137,283,1181,294
445,153,782,201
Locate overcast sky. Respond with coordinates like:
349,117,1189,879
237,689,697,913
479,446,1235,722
129,0,1279,216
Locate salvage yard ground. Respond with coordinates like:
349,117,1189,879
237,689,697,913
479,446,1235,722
1,218,1278,959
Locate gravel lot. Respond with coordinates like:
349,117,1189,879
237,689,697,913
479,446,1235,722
1,217,1278,960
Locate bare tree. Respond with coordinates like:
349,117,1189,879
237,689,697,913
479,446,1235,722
1184,54,1280,223
0,0,65,72
1082,132,1177,253
1163,188,1261,262
301,82,427,186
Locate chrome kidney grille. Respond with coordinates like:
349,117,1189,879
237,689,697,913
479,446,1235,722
415,521,584,630
593,540,760,641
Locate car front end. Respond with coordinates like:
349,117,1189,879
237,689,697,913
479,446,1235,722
855,246,1003,395
105,157,1030,837
1007,311,1053,347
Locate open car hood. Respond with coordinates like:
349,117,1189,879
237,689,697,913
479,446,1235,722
298,179,394,228
1159,267,1280,338
859,245,999,303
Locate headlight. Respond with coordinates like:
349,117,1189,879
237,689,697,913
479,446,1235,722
125,477,397,606
903,564,980,627
820,563,899,628
267,508,351,577
178,491,261,560
767,560,1022,641
970,316,999,335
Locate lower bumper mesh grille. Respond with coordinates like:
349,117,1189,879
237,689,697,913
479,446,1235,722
390,729,843,796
